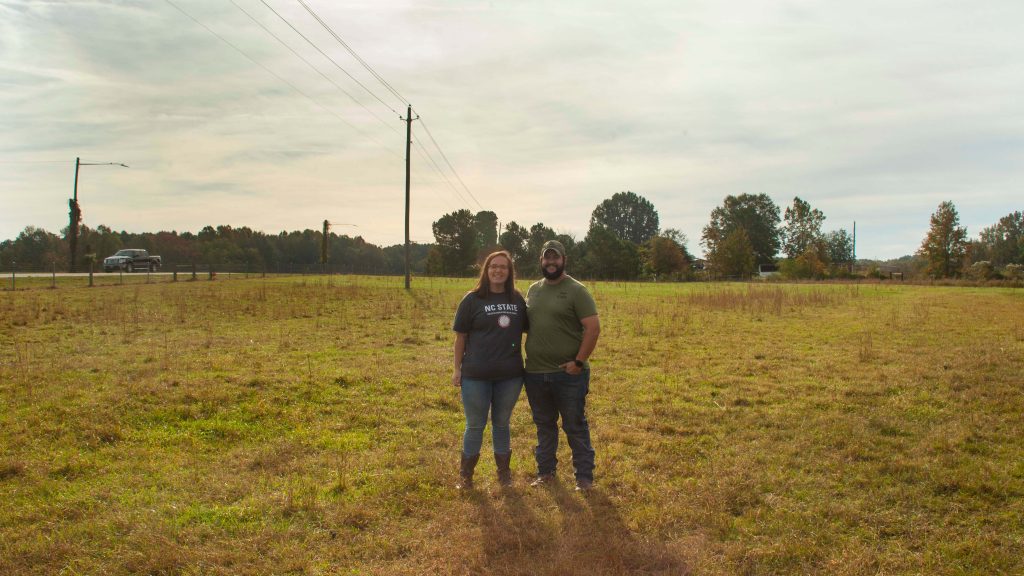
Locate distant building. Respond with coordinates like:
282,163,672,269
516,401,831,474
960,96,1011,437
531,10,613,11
758,263,779,278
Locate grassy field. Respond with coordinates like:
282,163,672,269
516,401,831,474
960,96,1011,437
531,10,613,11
1,276,1022,575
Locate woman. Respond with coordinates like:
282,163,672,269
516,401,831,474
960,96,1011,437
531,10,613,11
452,250,528,489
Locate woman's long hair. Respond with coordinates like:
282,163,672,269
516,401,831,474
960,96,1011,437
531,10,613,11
471,251,520,300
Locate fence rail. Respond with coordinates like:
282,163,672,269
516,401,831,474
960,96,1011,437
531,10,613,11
0,263,283,291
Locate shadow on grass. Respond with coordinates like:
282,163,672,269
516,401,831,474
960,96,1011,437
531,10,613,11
473,482,689,576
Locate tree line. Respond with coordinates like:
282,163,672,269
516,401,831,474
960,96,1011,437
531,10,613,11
0,224,430,275
700,194,855,279
427,192,694,280
916,203,1022,280
428,193,1020,281
3,195,1019,280
428,191,855,281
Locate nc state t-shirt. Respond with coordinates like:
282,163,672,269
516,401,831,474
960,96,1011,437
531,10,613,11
453,291,528,380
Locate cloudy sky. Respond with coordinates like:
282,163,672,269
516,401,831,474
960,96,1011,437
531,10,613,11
1,0,1021,259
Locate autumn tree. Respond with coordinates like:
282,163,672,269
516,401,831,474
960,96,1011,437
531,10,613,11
67,198,82,272
708,228,756,279
782,197,825,258
781,242,829,279
917,201,968,278
702,193,781,267
643,230,690,280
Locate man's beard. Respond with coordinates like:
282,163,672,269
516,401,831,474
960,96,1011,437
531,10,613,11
541,263,564,280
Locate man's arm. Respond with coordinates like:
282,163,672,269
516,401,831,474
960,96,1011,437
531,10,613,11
561,315,600,375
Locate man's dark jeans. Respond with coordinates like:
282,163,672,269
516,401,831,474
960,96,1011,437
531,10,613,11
524,369,595,481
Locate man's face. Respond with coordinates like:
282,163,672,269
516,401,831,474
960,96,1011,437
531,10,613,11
541,250,565,280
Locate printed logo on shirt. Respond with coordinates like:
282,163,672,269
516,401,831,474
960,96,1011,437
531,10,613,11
498,315,511,328
483,303,519,314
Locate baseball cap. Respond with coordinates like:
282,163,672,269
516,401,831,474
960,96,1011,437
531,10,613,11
541,240,565,258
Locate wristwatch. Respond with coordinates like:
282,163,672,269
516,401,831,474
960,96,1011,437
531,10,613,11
573,359,584,368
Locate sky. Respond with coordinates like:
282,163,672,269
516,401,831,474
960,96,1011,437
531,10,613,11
1,0,1022,260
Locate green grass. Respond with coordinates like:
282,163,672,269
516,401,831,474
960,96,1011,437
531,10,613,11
1,276,1022,575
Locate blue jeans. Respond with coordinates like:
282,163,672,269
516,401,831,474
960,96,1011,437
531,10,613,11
523,369,594,481
460,376,523,457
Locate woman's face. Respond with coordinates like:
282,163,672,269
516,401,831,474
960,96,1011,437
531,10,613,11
487,255,510,286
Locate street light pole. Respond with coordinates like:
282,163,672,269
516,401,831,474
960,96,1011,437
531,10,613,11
68,157,128,272
69,157,81,273
322,221,357,274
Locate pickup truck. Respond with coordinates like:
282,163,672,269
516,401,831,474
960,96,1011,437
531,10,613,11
103,249,162,273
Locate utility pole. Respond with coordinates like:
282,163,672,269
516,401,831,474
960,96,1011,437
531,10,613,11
69,158,82,273
69,157,128,272
321,220,330,274
402,105,418,290
324,222,357,274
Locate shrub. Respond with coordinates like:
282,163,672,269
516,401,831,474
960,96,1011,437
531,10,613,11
966,261,996,281
1002,263,1022,280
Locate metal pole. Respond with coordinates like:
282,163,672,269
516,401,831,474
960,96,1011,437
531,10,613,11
404,105,412,290
852,221,857,274
322,219,330,274
69,157,81,273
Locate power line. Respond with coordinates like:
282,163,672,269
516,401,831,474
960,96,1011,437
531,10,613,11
413,139,472,209
169,0,480,232
295,0,410,108
0,160,71,164
254,2,479,215
417,115,483,210
409,148,458,213
229,0,400,135
259,0,402,116
163,0,401,160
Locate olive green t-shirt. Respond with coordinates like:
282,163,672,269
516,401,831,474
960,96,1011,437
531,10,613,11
524,275,598,373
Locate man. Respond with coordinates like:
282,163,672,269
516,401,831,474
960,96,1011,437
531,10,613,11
524,240,600,491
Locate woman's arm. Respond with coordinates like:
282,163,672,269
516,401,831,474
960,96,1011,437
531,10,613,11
452,332,467,387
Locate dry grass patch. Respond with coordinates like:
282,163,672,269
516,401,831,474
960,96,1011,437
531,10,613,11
1,277,1022,574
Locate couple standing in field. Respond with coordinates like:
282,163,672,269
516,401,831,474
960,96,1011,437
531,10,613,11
451,240,601,491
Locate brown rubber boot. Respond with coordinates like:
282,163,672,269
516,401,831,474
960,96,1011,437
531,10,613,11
456,453,479,490
495,452,513,487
